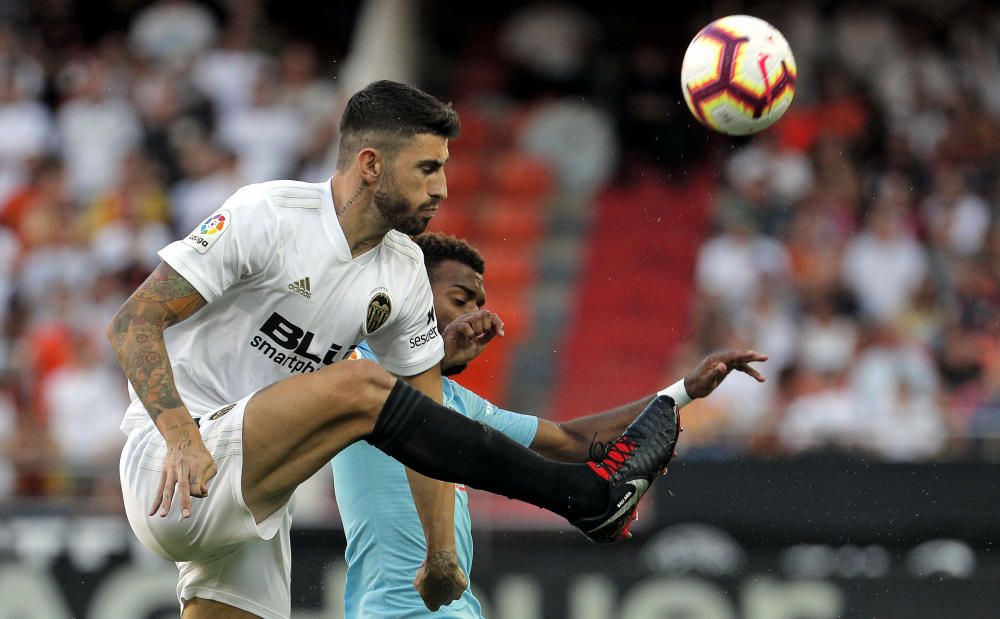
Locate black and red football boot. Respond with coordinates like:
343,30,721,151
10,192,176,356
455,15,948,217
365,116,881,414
571,395,681,543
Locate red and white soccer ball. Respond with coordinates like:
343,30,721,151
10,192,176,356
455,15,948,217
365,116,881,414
681,15,797,135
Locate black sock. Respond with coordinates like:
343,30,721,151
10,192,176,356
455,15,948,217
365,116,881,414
367,380,608,522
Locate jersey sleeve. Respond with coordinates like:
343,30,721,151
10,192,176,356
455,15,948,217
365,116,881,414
365,269,444,377
446,378,539,447
355,341,378,362
157,186,276,303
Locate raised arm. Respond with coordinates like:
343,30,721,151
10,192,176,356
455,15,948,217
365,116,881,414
531,349,769,462
107,261,216,518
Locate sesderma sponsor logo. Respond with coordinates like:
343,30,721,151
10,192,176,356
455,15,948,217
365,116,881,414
409,325,439,349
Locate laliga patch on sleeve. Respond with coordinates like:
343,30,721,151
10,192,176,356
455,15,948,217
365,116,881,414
184,209,231,254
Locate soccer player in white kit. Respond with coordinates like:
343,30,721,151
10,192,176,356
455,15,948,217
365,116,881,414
110,81,682,619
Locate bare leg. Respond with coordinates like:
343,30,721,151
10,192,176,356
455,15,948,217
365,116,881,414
240,359,393,523
183,597,259,618
238,359,632,529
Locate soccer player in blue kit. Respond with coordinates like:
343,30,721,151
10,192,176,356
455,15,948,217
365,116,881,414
332,233,768,618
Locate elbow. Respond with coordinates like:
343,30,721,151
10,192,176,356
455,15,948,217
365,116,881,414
106,304,130,350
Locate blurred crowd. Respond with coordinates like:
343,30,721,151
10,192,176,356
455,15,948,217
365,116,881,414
0,0,997,507
0,0,345,504
682,6,1000,462
435,1,1000,462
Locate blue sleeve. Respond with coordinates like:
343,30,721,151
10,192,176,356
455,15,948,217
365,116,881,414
356,341,378,361
445,379,538,447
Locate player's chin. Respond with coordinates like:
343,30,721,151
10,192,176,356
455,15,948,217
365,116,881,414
395,217,431,236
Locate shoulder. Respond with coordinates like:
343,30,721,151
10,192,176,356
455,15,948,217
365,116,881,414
381,230,425,268
218,181,325,235
241,180,326,211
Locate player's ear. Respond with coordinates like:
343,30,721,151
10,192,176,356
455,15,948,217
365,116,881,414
357,148,382,183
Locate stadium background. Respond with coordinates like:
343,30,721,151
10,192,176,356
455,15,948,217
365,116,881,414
0,0,998,617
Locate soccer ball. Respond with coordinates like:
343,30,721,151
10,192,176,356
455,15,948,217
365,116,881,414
681,15,797,135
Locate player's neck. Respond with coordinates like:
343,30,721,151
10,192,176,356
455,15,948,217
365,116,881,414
331,176,390,258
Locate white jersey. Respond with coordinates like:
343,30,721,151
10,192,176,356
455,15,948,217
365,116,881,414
120,179,444,434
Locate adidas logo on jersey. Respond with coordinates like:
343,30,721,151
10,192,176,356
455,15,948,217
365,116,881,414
288,277,312,298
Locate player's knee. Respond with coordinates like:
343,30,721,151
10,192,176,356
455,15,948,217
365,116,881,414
334,359,395,418
356,359,396,411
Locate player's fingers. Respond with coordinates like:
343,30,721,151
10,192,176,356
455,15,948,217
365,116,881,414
733,350,768,364
414,567,435,610
736,363,766,382
202,461,218,495
477,314,502,343
459,323,476,341
190,469,206,498
490,312,505,337
419,587,439,611
447,323,472,343
476,310,493,335
483,310,499,332
159,470,176,517
177,474,192,518
149,470,168,516
732,350,767,364
456,311,478,331
482,311,500,333
720,349,756,364
417,589,434,611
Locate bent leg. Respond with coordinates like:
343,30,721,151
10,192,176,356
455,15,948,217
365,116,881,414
177,506,293,618
368,380,607,521
241,359,393,523
241,362,611,527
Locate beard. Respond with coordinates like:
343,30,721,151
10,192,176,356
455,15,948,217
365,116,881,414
373,176,437,236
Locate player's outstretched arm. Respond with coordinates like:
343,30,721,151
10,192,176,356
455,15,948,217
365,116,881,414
400,366,467,611
531,349,768,462
107,261,216,519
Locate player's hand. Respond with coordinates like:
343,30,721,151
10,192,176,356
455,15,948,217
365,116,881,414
683,349,768,399
441,310,505,371
149,427,217,519
413,550,468,611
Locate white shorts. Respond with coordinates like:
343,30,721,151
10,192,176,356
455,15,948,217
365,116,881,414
120,394,293,618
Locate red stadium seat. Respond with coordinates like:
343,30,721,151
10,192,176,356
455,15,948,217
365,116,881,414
476,242,537,290
484,289,532,339
444,156,483,203
451,105,491,153
476,196,546,243
450,326,515,403
489,153,553,197
551,172,713,420
429,197,475,240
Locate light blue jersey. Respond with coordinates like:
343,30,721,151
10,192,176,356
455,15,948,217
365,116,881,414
332,342,539,618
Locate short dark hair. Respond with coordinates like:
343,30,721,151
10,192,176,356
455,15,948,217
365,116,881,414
413,232,485,279
337,81,460,171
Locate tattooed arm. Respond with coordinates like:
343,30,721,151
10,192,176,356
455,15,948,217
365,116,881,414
107,261,217,519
